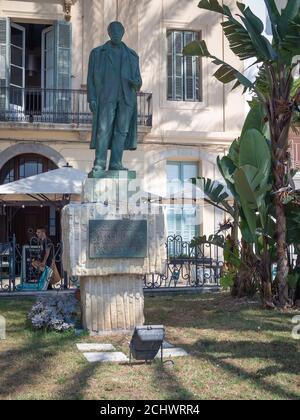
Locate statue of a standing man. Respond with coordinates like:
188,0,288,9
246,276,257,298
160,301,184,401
87,21,142,175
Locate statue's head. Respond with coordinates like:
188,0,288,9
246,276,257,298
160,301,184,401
108,21,125,45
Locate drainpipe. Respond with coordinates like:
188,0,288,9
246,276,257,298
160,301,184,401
81,0,85,87
222,0,225,132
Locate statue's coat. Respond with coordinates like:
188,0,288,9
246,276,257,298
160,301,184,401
87,41,142,151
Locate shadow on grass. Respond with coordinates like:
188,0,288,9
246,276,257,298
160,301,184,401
145,294,300,400
174,338,300,400
145,294,296,333
55,362,99,400
151,361,195,400
0,331,79,399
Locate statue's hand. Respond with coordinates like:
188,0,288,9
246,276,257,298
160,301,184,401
128,79,140,91
89,100,97,113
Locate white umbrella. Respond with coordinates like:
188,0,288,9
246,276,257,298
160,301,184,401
0,167,86,195
0,167,86,202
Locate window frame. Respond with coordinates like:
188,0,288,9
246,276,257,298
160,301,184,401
167,29,202,103
160,22,209,111
166,161,200,241
0,153,57,184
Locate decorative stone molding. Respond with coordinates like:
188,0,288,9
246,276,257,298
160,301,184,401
0,143,67,170
63,0,77,22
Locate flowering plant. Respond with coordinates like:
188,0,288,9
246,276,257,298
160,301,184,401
28,295,79,332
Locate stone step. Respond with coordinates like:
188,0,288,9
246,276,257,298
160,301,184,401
76,343,116,352
156,348,189,358
83,352,129,363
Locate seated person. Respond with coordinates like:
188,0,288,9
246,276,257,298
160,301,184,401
33,227,60,290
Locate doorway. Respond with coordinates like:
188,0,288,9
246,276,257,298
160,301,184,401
10,22,53,116
8,205,61,246
0,153,59,245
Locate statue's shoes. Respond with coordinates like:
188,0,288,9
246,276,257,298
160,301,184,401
93,165,106,171
108,165,128,171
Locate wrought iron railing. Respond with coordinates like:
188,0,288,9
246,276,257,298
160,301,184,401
0,87,152,126
143,235,224,288
0,235,223,293
0,235,16,292
0,236,79,293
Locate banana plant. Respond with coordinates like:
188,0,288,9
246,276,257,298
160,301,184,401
183,0,300,307
193,102,275,301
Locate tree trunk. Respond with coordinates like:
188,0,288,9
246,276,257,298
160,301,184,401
260,236,274,308
236,239,257,298
274,196,289,305
231,203,241,298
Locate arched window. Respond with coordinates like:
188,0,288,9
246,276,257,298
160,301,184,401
0,154,57,184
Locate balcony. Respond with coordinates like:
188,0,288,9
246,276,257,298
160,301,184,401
0,87,152,127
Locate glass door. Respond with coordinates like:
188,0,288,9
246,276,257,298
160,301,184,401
41,26,54,117
10,23,25,116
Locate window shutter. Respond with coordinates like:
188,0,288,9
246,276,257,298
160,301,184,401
174,31,183,101
55,21,71,89
167,31,173,100
167,30,201,102
184,32,194,101
0,17,9,112
54,21,71,120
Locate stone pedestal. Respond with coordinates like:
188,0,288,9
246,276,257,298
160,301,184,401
81,275,144,333
61,176,165,334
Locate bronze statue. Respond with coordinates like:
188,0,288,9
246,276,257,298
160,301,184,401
87,21,142,175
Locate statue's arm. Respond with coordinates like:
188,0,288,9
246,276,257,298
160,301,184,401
130,58,142,92
135,59,142,91
87,49,97,113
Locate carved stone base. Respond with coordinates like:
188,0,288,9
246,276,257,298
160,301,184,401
80,274,144,334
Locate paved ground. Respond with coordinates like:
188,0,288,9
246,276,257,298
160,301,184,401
77,340,189,364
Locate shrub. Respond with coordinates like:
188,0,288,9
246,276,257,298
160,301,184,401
28,295,79,332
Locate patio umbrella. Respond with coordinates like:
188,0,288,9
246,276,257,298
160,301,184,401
0,167,86,203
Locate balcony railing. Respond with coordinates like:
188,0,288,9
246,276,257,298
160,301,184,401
0,87,153,127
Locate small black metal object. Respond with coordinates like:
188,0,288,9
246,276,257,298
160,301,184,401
129,325,165,363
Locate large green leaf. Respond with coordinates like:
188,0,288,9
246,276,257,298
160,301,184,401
264,0,281,44
237,5,277,61
240,102,266,138
217,156,237,195
264,0,280,21
255,63,271,98
221,17,260,61
239,128,271,186
228,139,240,167
234,168,258,235
191,177,234,216
199,0,276,62
278,0,300,39
280,15,300,64
183,40,253,91
182,39,209,57
198,0,224,14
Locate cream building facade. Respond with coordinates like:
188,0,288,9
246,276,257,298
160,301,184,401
0,0,246,246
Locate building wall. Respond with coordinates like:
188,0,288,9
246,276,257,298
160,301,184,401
0,0,248,239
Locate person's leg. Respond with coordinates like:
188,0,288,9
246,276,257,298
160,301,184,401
109,99,134,170
94,102,117,169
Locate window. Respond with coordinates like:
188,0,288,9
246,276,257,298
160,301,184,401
0,18,71,118
167,30,202,102
166,161,199,242
0,154,56,184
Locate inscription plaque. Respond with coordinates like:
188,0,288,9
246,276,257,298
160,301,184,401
89,220,148,259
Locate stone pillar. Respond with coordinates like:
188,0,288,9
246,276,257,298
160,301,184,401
81,275,144,333
61,175,165,334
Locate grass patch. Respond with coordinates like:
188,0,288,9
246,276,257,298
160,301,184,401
0,293,299,400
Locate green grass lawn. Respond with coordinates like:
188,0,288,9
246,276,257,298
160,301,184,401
0,293,299,400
